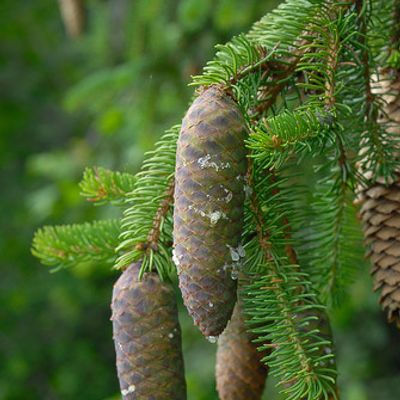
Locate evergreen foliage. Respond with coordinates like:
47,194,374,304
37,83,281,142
245,264,336,400
79,166,136,206
31,0,400,399
116,126,180,279
32,220,120,270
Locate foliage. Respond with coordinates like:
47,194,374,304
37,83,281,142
32,219,121,270
116,126,180,278
4,0,400,399
2,1,276,399
79,167,136,206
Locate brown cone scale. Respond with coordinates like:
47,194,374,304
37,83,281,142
173,86,248,337
111,262,186,399
216,303,268,400
357,70,400,326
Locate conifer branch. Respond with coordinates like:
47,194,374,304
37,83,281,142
389,0,400,65
387,1,400,66
270,172,299,265
323,9,352,304
29,0,400,397
192,0,327,91
32,219,120,269
245,266,337,400
116,126,179,278
245,145,337,399
79,166,136,206
247,107,334,169
239,5,362,395
290,8,365,306
355,0,400,181
244,165,337,398
357,0,375,114
393,0,400,45
116,0,339,280
250,47,306,120
146,179,175,252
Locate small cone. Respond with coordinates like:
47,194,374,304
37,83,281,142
216,303,268,400
58,0,86,38
173,85,248,337
111,262,186,399
358,70,400,326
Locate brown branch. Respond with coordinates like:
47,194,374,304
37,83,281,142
251,44,308,121
145,179,175,252
247,159,272,256
356,0,375,111
228,42,281,86
325,27,339,107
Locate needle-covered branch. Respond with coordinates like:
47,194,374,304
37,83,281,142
32,219,120,269
116,126,179,278
247,107,335,169
79,166,136,206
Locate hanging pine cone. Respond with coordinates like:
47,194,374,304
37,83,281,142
173,85,248,337
216,302,269,400
111,262,187,399
58,0,86,38
357,70,400,326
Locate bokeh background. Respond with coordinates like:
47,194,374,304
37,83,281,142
1,0,400,399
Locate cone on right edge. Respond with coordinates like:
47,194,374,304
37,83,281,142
215,302,268,400
358,70,400,326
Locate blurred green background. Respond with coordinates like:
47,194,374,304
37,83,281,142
1,0,400,399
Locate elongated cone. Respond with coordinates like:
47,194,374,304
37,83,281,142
111,262,186,399
216,303,268,400
357,70,400,326
58,0,85,38
173,85,248,337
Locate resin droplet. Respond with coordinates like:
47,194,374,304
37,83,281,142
244,184,253,197
206,335,218,344
237,244,245,258
227,245,240,261
172,249,180,267
210,211,222,225
121,385,136,396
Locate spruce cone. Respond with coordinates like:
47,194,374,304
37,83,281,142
216,303,268,400
173,86,248,337
58,0,85,38
111,262,186,399
358,70,400,326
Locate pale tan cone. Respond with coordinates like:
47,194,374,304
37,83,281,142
58,0,85,38
357,69,400,326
